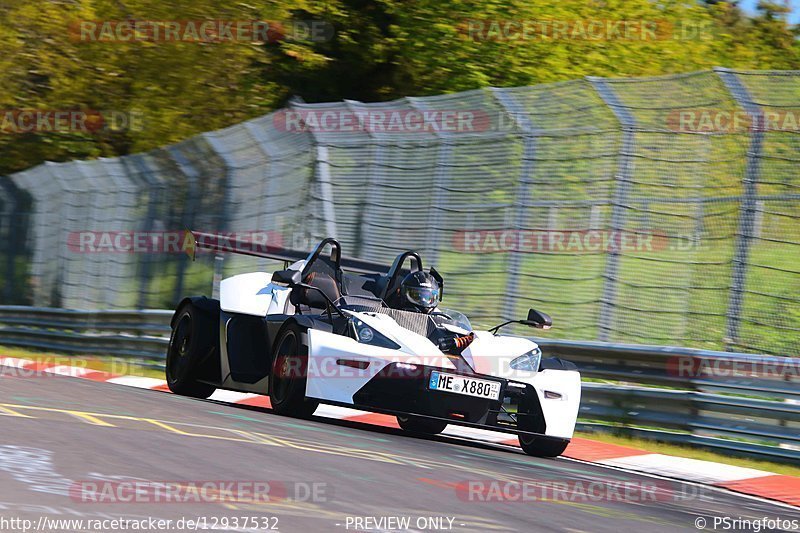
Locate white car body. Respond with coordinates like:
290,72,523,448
169,235,582,456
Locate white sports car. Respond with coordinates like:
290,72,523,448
166,235,581,457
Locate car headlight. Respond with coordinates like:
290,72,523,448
509,347,542,372
351,319,400,350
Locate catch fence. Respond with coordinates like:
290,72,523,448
2,68,799,355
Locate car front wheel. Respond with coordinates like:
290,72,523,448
268,324,319,418
518,435,569,458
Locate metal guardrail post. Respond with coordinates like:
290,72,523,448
588,77,637,342
715,68,763,350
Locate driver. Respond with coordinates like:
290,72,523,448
387,271,441,314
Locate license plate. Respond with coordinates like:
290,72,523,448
428,371,501,400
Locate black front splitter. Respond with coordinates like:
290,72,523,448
316,399,570,445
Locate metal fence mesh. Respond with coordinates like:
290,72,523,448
2,68,799,355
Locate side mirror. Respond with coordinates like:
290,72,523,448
272,269,302,286
522,309,552,330
489,308,553,334
429,266,444,299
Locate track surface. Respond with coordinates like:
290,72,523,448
0,373,798,532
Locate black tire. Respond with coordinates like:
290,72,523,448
268,324,319,418
166,304,217,399
396,415,448,435
518,435,569,458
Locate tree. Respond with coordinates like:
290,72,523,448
1,0,800,175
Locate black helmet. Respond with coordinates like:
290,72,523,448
399,271,440,313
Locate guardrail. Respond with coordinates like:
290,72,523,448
0,306,172,359
535,338,800,463
0,306,797,463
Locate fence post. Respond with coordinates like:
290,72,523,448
491,88,538,322
212,255,224,299
243,121,279,242
0,177,17,303
288,99,338,241
407,97,453,265
715,67,764,350
167,147,200,306
314,144,338,240
73,161,109,309
126,155,166,310
343,100,383,259
588,77,637,342
48,162,90,309
202,132,240,276
16,163,65,307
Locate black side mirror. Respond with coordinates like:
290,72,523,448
429,266,444,299
489,308,553,334
272,269,302,286
522,309,552,330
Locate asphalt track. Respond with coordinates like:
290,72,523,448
0,372,798,533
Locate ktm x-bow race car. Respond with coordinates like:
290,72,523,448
166,235,581,457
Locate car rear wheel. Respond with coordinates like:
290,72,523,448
396,415,448,435
166,304,217,399
268,324,319,418
518,435,569,458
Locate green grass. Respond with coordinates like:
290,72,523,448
435,236,800,355
574,430,800,477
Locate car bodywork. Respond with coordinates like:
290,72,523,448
167,234,581,457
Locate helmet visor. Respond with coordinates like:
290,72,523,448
404,286,440,309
